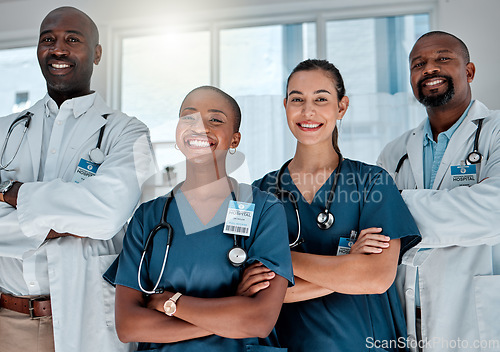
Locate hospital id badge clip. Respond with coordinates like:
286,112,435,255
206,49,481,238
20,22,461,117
336,230,358,256
71,158,100,184
450,161,477,188
223,201,255,237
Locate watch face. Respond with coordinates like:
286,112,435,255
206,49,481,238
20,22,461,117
164,300,176,316
0,180,13,194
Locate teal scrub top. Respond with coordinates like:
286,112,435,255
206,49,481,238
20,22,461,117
104,183,293,352
253,159,421,352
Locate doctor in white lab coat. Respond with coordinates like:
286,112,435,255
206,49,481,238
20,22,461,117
378,31,500,351
0,7,155,352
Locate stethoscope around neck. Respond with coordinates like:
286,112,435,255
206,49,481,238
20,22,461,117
394,119,484,176
137,180,248,295
0,111,108,171
275,154,343,248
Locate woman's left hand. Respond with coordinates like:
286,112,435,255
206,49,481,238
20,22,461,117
236,262,275,297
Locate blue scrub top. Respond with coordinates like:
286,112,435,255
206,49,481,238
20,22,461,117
253,159,421,352
104,183,293,352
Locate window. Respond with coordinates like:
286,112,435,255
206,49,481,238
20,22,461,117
0,46,45,116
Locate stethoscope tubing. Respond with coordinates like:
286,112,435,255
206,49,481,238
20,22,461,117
394,118,484,176
0,112,33,171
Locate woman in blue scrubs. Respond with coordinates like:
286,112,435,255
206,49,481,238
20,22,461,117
105,86,293,352
249,60,421,352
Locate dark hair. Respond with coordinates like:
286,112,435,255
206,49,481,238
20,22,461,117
285,59,345,155
180,86,241,132
416,31,470,63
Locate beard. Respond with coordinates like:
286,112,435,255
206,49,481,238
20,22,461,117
417,75,455,107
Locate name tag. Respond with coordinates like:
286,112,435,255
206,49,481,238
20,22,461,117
223,201,254,237
337,237,354,256
450,164,477,188
72,158,100,184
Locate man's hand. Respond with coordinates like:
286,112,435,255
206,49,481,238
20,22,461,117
2,181,22,207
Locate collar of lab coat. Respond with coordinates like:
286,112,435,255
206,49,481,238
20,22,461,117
25,93,113,181
405,100,489,190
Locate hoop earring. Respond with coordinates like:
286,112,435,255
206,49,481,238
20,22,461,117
174,144,179,150
229,147,236,155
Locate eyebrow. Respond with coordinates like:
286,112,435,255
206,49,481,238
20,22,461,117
288,89,332,95
181,107,227,117
39,29,85,37
410,49,454,63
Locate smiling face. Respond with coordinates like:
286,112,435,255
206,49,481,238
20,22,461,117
409,34,474,108
284,69,348,147
37,7,101,105
176,88,241,164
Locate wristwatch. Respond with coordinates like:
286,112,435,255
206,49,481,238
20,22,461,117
163,292,182,316
0,180,15,202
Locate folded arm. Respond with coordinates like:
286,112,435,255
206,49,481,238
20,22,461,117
116,273,288,343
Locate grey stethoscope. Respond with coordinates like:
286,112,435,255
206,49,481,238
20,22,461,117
275,155,343,248
0,111,108,171
137,182,248,295
394,119,484,175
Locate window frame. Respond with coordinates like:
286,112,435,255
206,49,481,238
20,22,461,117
108,1,436,110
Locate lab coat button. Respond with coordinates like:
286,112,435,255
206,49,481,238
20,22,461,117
51,149,56,154
406,288,414,296
29,281,35,286
408,334,416,341
56,120,63,125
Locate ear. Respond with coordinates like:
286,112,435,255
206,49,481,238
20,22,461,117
231,132,241,149
283,97,287,109
466,62,475,83
337,96,349,120
94,44,102,65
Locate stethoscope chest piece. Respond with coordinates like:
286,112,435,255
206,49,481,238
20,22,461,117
466,151,482,165
228,246,247,267
316,210,334,230
89,148,105,164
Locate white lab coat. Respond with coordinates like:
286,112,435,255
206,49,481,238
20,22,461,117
0,94,155,351
377,100,500,351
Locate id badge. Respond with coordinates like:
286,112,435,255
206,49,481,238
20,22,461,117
336,237,354,256
223,201,255,237
71,158,100,184
450,164,477,188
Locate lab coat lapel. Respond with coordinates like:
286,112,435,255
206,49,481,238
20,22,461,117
25,100,46,181
406,122,425,189
59,94,113,176
432,117,476,190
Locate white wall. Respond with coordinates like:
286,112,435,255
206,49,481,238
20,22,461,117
0,0,499,108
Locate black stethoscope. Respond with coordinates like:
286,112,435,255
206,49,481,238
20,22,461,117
0,111,33,171
275,155,343,248
395,119,484,176
137,181,248,295
0,111,108,171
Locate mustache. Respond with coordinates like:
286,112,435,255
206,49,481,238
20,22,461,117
417,74,452,89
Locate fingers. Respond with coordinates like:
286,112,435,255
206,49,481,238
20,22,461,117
357,227,383,239
236,262,276,297
350,228,390,255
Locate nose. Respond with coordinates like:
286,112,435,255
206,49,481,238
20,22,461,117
49,39,69,57
302,100,315,118
190,116,209,134
422,62,440,76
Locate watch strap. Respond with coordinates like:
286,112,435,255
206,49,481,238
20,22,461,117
170,292,182,303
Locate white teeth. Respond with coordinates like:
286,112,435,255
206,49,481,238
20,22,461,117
52,63,70,69
187,139,210,148
300,123,320,129
426,79,443,86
